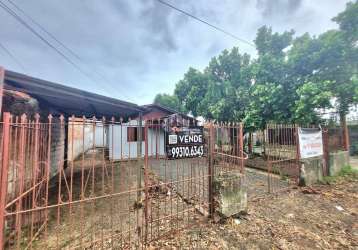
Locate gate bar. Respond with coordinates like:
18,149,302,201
0,67,4,117
0,112,11,250
208,123,214,217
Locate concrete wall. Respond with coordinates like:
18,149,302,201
329,150,349,176
299,156,323,186
50,118,65,178
348,125,358,155
213,171,247,217
299,150,350,185
67,118,107,161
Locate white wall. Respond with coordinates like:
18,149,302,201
67,119,107,161
108,120,165,160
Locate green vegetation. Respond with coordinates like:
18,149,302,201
154,1,358,130
338,165,358,177
153,93,183,112
321,165,358,184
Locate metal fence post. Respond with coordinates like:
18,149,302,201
0,112,11,250
137,112,143,201
295,125,301,185
136,113,143,244
239,123,244,173
266,124,271,193
0,67,4,118
143,121,149,245
322,128,329,176
342,118,350,152
208,122,214,217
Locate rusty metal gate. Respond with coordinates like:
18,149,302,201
265,124,300,193
0,113,248,249
244,124,300,199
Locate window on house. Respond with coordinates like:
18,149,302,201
127,127,145,142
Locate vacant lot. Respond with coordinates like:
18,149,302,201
150,175,358,249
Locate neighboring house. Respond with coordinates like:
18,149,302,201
108,104,198,160
0,68,144,180
0,68,198,168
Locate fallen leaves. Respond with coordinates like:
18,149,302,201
152,178,358,249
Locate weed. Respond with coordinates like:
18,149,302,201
337,165,358,178
320,165,358,184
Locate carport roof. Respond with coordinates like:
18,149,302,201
3,70,145,118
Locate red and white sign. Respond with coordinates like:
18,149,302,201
298,128,323,159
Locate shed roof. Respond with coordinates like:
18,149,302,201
141,104,196,121
3,70,145,118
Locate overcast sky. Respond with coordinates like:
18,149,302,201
0,0,350,104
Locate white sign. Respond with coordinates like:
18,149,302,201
298,128,323,159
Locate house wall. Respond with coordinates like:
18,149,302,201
108,120,165,160
50,118,65,178
67,118,107,161
142,110,168,120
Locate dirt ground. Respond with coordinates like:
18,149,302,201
11,151,357,249
149,175,358,250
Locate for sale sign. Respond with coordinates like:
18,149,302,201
298,128,323,159
166,126,204,159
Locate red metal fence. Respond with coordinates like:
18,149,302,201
0,112,350,249
265,124,300,193
1,113,244,249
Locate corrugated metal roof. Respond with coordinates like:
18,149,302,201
4,70,145,118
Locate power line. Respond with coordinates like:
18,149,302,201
0,41,26,71
5,0,81,61
0,0,133,101
4,0,133,101
0,1,97,83
155,0,255,47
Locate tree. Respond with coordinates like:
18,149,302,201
254,26,294,57
332,0,358,43
153,93,183,112
245,26,295,129
289,1,358,123
200,47,252,121
174,68,208,116
153,2,358,130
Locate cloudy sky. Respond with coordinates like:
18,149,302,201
0,0,350,104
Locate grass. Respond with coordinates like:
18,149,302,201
321,165,358,184
338,165,358,177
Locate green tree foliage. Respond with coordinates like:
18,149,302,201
153,93,183,112
153,1,358,129
290,1,358,122
245,26,295,129
174,67,208,116
254,26,294,57
199,48,252,121
332,0,358,43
